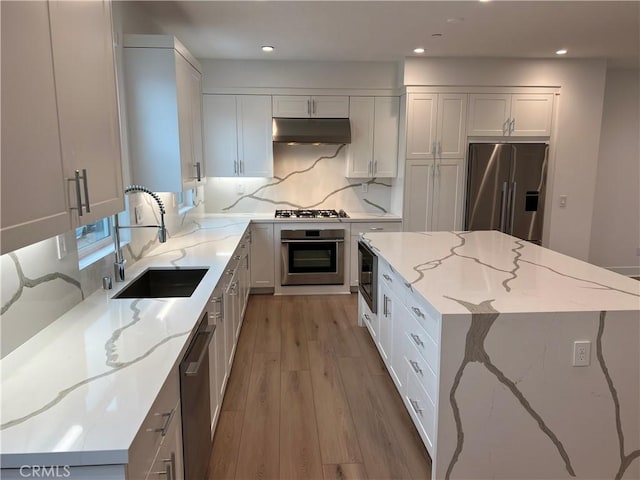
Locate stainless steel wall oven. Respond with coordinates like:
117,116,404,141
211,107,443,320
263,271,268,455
280,229,345,285
358,240,377,313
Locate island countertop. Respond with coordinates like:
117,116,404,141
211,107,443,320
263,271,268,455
0,217,251,468
361,230,640,315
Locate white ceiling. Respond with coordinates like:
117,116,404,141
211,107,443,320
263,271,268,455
133,1,640,68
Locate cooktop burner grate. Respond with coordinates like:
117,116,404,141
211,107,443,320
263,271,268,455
275,209,349,219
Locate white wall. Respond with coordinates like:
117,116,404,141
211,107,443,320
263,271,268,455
589,68,640,275
201,59,400,93
404,58,608,261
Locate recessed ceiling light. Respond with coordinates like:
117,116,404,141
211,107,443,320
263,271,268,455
413,47,425,54
447,17,465,24
556,49,568,55
261,45,274,53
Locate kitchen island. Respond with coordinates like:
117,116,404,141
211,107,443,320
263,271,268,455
360,230,640,480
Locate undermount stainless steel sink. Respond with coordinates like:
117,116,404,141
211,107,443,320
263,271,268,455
113,267,209,299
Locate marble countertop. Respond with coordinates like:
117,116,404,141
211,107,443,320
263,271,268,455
363,230,640,315
0,217,251,468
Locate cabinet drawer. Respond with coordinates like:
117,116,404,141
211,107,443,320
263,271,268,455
128,369,179,480
405,369,436,454
352,221,402,236
404,313,438,374
398,283,440,344
403,336,437,404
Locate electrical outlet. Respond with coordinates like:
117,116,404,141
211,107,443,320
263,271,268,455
573,341,591,367
559,195,568,208
361,183,369,193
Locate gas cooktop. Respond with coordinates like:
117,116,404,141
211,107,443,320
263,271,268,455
275,209,349,219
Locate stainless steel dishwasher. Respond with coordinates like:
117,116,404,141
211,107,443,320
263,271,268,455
180,313,215,480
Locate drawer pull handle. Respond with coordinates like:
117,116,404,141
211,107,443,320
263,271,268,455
410,333,424,347
364,313,370,321
382,274,392,282
149,408,175,436
404,281,413,291
233,255,241,260
370,227,384,231
412,306,425,318
410,360,423,376
410,398,423,416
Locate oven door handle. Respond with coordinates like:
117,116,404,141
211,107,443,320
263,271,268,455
280,239,344,243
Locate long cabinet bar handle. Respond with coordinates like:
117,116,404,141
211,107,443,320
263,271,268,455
72,170,83,216
503,119,510,135
81,169,91,213
410,360,423,376
233,160,238,175
307,99,311,115
382,273,392,282
195,162,201,181
510,118,516,134
410,333,424,347
411,306,425,318
373,160,377,174
363,313,370,322
312,99,316,115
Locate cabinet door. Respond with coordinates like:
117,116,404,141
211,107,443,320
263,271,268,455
346,97,375,177
203,95,238,177
224,274,236,373
403,160,435,232
237,95,274,177
175,54,197,191
187,61,205,184
436,94,467,158
149,400,184,480
49,0,123,225
215,293,229,403
373,97,399,177
467,93,511,136
272,95,310,118
510,94,554,136
432,158,465,231
406,94,437,159
250,224,275,288
0,1,71,254
311,96,349,118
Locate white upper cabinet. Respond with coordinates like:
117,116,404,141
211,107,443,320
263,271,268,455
347,96,399,178
1,0,123,254
203,95,274,178
123,35,204,192
468,93,554,137
406,93,467,159
272,95,349,118
406,94,437,159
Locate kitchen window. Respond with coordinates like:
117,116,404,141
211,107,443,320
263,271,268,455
75,217,119,269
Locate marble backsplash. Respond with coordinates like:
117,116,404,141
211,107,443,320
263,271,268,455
204,143,394,214
0,187,205,358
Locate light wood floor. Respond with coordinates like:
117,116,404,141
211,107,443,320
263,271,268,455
207,294,432,480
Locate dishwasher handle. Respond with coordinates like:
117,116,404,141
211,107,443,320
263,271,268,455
184,324,216,376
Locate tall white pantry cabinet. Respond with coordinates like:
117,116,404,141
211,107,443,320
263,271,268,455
1,0,124,255
403,93,467,232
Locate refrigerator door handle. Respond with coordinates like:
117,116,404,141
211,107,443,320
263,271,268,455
500,181,508,232
509,182,517,234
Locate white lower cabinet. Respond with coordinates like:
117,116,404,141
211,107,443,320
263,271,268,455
128,368,181,480
404,158,464,232
250,223,275,289
146,400,184,480
360,257,440,458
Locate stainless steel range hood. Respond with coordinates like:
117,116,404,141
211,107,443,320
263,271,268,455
272,118,351,144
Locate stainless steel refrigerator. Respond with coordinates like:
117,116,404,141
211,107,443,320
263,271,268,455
465,143,548,244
